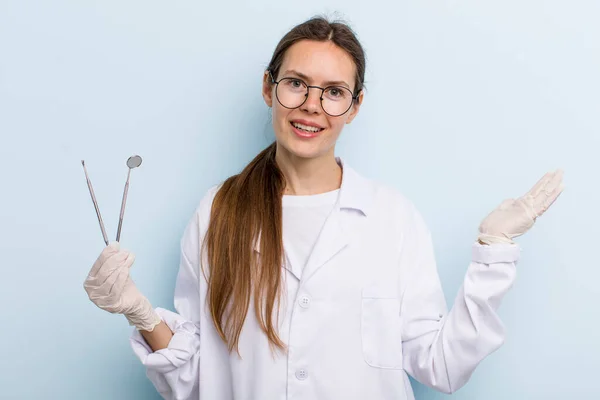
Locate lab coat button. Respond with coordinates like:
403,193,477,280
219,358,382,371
298,295,311,309
295,369,308,380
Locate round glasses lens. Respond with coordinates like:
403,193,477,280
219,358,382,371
321,86,354,116
276,78,308,109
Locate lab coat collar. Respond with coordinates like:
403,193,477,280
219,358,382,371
335,157,373,217
253,157,374,256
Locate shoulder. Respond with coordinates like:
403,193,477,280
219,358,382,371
341,162,425,226
192,183,224,235
363,176,430,235
195,184,221,221
180,184,222,251
369,178,420,218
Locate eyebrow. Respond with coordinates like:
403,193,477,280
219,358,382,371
281,69,352,90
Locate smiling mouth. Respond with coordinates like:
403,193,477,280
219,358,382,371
290,121,325,133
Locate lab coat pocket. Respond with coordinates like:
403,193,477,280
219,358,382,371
361,284,403,369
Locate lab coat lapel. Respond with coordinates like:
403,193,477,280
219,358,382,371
301,203,349,283
253,159,374,283
282,237,302,280
253,223,302,280
301,159,373,283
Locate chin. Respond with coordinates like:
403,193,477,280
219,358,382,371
286,141,331,160
275,136,317,159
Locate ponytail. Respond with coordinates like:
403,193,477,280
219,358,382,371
204,142,287,353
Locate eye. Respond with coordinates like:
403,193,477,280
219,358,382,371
281,78,306,92
325,87,348,99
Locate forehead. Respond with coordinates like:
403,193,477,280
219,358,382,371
279,40,356,86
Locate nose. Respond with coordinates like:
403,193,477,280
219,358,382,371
300,87,322,114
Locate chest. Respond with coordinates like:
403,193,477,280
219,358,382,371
282,208,406,307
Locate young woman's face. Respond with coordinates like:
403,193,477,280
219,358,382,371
263,40,363,160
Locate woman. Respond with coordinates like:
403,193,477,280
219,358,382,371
84,16,564,400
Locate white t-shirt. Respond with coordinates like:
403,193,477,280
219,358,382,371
281,189,340,278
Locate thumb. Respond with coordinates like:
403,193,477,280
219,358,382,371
122,251,136,269
89,241,121,277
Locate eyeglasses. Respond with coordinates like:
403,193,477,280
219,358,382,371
270,73,360,117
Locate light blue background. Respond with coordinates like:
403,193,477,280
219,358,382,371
1,1,598,399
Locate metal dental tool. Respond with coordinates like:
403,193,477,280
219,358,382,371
81,155,143,245
81,160,109,246
116,155,143,242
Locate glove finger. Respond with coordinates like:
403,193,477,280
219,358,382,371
123,251,136,270
525,171,553,198
83,254,126,294
515,196,537,221
533,170,564,216
539,181,564,216
111,267,130,298
93,251,135,287
91,251,129,285
95,262,128,297
542,169,564,196
89,242,120,277
91,272,125,310
498,198,515,210
88,251,137,309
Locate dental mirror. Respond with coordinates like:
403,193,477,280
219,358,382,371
116,155,143,242
127,155,143,169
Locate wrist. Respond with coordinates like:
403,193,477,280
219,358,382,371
125,298,162,331
477,233,515,246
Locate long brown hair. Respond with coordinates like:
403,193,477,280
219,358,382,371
203,16,366,354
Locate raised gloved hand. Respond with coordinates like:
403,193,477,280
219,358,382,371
83,242,161,331
478,170,564,245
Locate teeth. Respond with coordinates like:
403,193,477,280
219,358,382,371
292,122,322,132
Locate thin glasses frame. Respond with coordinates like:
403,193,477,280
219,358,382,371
269,72,361,117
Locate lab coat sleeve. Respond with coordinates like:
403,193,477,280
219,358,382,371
400,208,520,394
129,186,217,400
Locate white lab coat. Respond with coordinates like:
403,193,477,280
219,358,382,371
130,159,520,400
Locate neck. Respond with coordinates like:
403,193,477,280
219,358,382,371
275,144,342,196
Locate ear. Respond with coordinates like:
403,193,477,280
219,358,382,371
262,71,274,108
345,90,364,124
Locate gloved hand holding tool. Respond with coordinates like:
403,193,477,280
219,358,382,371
81,156,161,332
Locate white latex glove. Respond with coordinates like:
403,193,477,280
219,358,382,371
478,170,564,245
83,242,161,331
